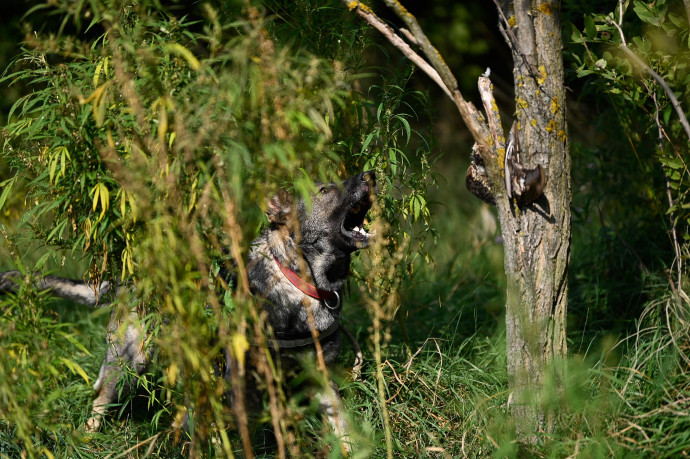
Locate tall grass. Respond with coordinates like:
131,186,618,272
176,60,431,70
2,1,690,458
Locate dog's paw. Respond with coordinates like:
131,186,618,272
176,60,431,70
84,416,101,433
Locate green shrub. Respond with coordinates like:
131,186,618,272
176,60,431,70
1,1,437,456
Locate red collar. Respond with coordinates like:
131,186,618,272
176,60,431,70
273,256,338,305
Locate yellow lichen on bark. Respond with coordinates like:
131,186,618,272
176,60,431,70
538,3,551,15
389,0,411,17
497,147,506,171
550,96,560,114
491,99,500,115
347,1,372,13
537,65,547,85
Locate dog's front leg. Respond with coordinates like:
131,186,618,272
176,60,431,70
317,380,351,454
85,310,150,432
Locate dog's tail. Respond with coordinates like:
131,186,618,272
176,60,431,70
0,271,112,307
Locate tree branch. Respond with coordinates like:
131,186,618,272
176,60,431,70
378,0,459,95
344,1,490,151
478,76,506,156
608,18,690,142
344,1,451,98
478,75,508,201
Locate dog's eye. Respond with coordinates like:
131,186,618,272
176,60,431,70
319,186,330,195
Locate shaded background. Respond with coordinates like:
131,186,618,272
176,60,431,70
0,0,673,361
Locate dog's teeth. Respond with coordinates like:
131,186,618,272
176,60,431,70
349,225,371,237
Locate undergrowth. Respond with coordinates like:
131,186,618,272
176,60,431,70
2,0,690,458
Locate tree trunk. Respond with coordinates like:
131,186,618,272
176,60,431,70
343,0,571,443
497,0,571,439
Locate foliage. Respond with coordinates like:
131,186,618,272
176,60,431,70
0,0,438,456
558,1,690,456
570,0,690,251
3,0,690,457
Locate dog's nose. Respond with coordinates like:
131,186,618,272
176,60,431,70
357,171,376,193
361,171,376,185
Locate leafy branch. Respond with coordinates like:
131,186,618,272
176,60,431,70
607,2,690,141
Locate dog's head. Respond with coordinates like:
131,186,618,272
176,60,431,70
266,171,376,254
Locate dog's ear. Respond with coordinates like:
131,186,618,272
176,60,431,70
266,191,294,225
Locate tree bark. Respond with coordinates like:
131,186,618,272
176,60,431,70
496,0,570,439
343,0,571,442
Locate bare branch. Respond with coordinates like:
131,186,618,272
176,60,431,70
379,0,459,94
343,1,490,150
344,2,451,98
399,28,418,46
478,76,505,153
477,75,508,202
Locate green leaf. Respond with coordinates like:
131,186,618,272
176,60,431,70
60,357,90,384
570,23,584,43
361,131,376,155
633,1,663,27
46,218,68,242
577,68,596,77
0,177,17,212
34,252,53,271
663,106,672,125
661,156,683,169
397,115,411,143
412,194,422,221
631,36,651,53
584,15,597,39
165,43,201,71
389,148,397,176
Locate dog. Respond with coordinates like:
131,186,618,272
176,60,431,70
0,170,376,449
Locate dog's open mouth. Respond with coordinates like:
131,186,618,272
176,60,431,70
342,198,372,244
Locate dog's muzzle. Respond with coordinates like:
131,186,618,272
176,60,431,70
341,171,376,247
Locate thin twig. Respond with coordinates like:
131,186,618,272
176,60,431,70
608,18,690,141
384,360,406,403
108,432,161,459
649,86,683,288
491,0,540,80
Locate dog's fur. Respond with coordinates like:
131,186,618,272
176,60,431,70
0,171,376,446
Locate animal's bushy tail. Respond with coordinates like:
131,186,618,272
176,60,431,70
0,271,112,307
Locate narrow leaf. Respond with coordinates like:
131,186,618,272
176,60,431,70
0,177,17,212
